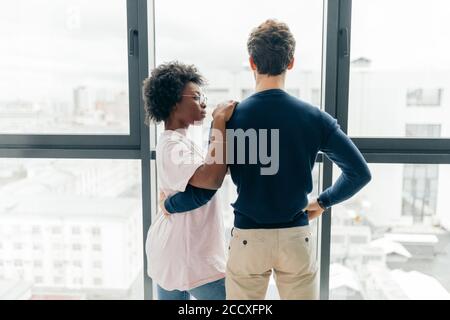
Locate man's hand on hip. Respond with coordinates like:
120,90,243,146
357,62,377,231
305,200,325,221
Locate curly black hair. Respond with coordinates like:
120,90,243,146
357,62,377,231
142,61,205,124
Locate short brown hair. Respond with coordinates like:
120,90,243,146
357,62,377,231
247,19,296,76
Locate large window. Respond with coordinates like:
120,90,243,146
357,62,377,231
326,0,450,300
154,0,323,108
347,0,450,138
330,164,450,300
154,0,323,228
0,0,147,300
0,0,131,135
2,0,450,301
153,0,324,299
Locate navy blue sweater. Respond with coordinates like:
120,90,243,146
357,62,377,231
165,89,371,229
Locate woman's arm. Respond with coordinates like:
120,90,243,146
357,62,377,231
159,101,237,215
187,101,237,190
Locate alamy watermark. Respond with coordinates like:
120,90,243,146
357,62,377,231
168,128,280,175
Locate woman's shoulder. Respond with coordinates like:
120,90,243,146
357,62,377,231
157,131,190,152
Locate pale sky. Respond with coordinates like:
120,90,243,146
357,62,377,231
1,0,450,102
154,0,323,72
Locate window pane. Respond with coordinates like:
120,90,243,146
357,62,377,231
330,164,450,300
0,159,143,300
0,0,130,135
348,0,450,138
405,124,441,138
155,0,323,108
153,0,323,300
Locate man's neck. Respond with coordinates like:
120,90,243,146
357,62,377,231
254,73,286,93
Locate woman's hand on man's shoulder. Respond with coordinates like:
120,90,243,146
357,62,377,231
212,100,239,122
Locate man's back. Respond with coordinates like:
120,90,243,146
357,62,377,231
227,88,336,229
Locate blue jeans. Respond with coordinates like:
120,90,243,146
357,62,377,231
157,278,225,300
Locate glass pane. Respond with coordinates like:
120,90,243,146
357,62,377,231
153,0,323,300
330,164,450,300
0,0,130,135
155,0,323,107
0,159,143,300
348,0,450,138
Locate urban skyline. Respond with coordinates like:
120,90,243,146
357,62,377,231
1,0,450,300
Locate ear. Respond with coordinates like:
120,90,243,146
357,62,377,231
287,58,295,70
249,56,258,71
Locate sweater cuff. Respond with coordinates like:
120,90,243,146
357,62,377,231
318,192,332,209
164,197,177,214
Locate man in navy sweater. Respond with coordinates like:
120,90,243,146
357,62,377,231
162,19,371,300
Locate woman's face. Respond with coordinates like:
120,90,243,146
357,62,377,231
174,82,207,126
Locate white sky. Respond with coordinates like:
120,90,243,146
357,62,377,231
0,0,128,101
154,0,323,72
1,0,450,101
351,0,450,70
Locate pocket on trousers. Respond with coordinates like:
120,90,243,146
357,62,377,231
281,234,317,275
227,234,269,276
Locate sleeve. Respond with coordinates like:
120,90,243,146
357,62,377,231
161,139,204,192
164,184,217,214
318,111,372,208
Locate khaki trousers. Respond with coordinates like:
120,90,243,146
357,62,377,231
226,226,319,300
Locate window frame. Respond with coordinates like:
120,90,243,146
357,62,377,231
323,0,450,300
0,0,154,300
2,0,450,300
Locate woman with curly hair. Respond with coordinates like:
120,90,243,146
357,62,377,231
143,61,236,300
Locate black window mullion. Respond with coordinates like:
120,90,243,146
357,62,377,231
127,0,143,147
363,152,450,164
354,138,450,155
136,0,153,301
320,0,352,301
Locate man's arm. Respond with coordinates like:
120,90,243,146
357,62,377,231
318,118,372,209
163,184,217,214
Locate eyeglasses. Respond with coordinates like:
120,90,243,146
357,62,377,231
181,93,208,105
